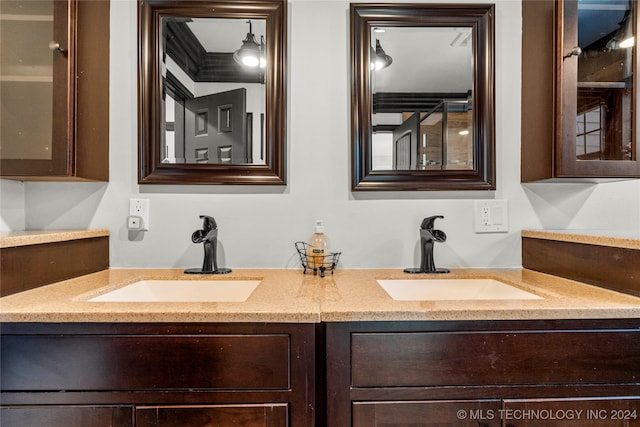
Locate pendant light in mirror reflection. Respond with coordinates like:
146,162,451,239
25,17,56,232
371,39,393,70
605,3,634,50
233,20,266,68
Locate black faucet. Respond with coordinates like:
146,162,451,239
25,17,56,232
404,215,450,274
184,215,232,275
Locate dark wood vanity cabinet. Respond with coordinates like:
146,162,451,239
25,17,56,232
0,323,318,427
326,319,640,426
522,0,640,181
0,0,109,181
4,319,640,426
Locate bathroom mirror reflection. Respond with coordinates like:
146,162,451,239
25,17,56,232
162,17,266,165
371,27,474,171
351,4,495,191
138,0,286,185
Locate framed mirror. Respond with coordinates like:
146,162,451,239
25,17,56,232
138,0,286,185
350,4,495,191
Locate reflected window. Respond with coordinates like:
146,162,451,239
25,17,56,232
576,105,602,158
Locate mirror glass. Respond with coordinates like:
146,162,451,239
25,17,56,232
139,0,286,185
351,4,495,191
371,27,474,171
162,17,266,165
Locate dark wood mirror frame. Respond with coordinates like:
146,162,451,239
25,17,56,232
138,0,286,185
350,3,495,191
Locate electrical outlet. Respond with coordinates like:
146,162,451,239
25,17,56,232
474,200,508,233
129,198,150,230
480,206,491,226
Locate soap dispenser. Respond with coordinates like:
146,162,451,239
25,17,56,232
308,220,329,269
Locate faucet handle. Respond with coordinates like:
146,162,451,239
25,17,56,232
199,215,218,230
420,215,444,230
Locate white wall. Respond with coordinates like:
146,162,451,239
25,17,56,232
2,0,640,270
0,179,25,231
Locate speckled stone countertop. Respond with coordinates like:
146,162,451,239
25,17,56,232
522,229,640,250
1,268,639,323
0,229,109,248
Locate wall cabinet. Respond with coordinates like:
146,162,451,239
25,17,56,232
0,323,318,426
522,0,640,181
326,319,640,426
0,0,109,181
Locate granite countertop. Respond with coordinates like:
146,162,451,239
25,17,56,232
0,229,110,248
522,229,640,250
1,268,639,323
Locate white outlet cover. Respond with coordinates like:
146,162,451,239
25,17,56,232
129,198,150,230
474,200,508,233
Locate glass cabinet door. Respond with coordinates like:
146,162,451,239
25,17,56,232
557,0,640,177
0,0,73,176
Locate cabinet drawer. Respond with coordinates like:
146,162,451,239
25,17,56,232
0,406,133,427
353,400,501,427
351,330,640,387
502,398,640,427
1,334,290,391
136,404,288,427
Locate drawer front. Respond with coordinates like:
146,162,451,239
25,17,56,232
0,406,133,427
136,404,288,427
351,330,640,387
502,398,640,427
1,334,290,391
353,400,501,427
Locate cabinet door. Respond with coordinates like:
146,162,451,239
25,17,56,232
503,398,640,427
0,406,133,427
353,400,501,427
0,0,73,176
556,0,640,177
136,404,288,427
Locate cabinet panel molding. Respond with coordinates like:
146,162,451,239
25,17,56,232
352,330,640,387
136,404,288,427
1,334,290,391
0,406,133,427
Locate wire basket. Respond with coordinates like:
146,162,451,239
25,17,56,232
295,241,341,277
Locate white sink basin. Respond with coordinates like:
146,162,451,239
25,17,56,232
89,280,261,302
377,279,543,301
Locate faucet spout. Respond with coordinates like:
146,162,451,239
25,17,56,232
185,215,232,275
405,215,450,274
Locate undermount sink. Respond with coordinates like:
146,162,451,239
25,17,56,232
377,278,543,301
88,280,261,302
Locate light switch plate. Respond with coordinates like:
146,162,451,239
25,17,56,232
474,200,508,233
